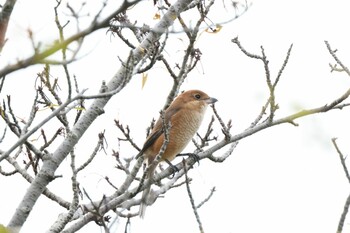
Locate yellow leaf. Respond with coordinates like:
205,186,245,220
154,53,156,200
141,73,148,89
153,13,160,20
205,24,223,34
38,104,59,111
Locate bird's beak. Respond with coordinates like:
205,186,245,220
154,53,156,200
206,97,218,104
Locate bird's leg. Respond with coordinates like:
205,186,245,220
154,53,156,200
164,159,179,178
176,153,200,165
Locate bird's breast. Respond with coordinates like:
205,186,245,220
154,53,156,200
164,108,206,160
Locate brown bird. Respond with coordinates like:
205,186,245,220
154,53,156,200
136,89,217,218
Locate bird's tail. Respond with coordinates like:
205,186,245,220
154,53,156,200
139,163,157,218
139,187,150,218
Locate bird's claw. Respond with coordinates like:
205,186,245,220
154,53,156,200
165,159,179,178
176,153,200,165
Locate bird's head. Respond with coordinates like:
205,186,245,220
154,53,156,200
173,90,218,112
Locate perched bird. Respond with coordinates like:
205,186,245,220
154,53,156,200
136,89,217,218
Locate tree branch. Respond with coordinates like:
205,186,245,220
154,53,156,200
0,0,16,51
0,0,141,78
6,0,198,229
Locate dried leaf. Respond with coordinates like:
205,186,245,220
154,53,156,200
142,73,148,89
205,24,223,34
153,13,160,20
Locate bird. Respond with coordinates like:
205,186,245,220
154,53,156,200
136,89,217,218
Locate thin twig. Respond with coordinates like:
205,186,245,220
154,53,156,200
331,138,350,233
114,120,141,152
183,159,204,233
196,187,215,209
331,138,350,183
0,0,141,78
325,41,350,77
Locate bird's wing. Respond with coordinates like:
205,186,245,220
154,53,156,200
135,106,181,159
135,129,163,158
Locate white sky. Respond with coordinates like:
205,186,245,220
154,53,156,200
2,0,350,232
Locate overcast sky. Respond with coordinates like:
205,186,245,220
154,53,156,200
2,0,350,232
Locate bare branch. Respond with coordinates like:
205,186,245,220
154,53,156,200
274,43,293,88
331,138,350,233
331,138,350,183
114,120,141,152
0,90,87,162
183,159,205,233
0,0,16,51
0,0,141,78
76,132,105,173
196,187,216,209
325,40,350,77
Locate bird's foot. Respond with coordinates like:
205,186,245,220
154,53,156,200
165,159,179,178
176,153,200,165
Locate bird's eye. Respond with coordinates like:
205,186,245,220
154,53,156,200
194,93,201,100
